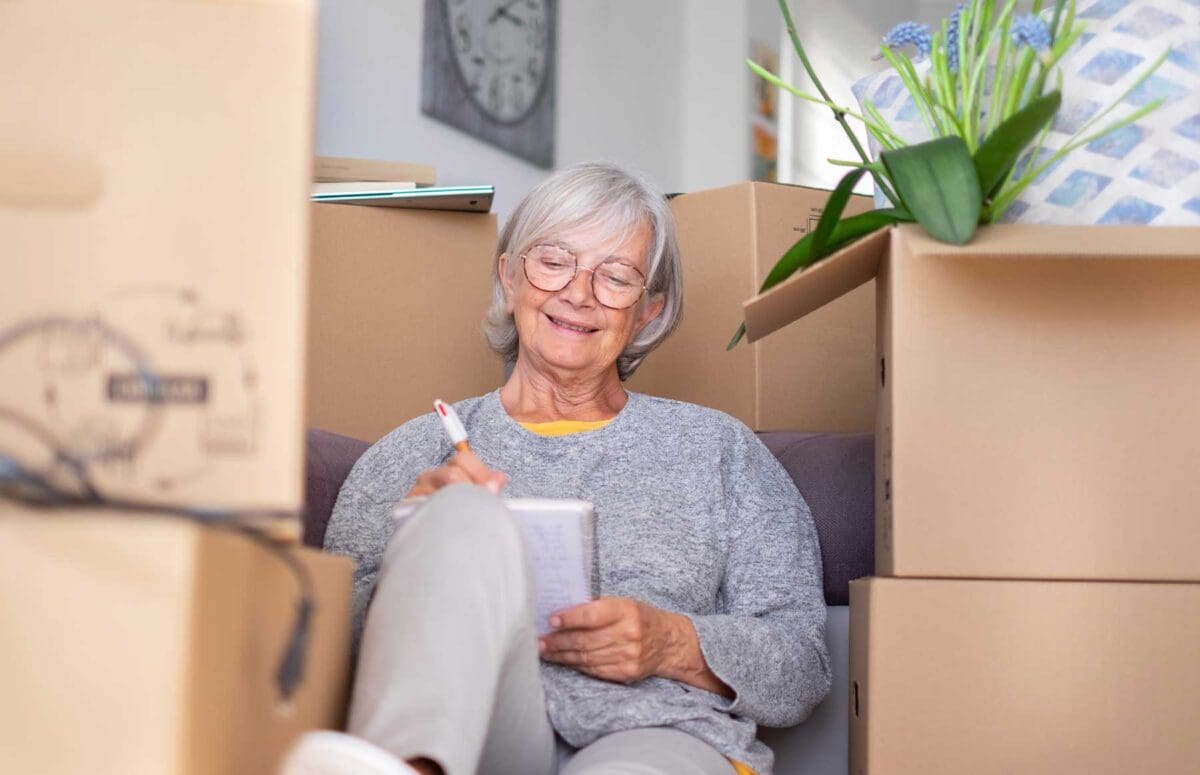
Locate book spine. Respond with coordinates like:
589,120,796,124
314,157,436,185
312,181,418,194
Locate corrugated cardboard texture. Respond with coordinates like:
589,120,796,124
628,185,759,426
0,511,352,775
628,182,875,432
849,577,1200,774
306,203,503,442
882,225,1200,581
742,226,889,342
746,223,1200,581
0,1,315,516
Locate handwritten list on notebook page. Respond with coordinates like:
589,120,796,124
393,496,595,635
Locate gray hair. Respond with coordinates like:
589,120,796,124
483,161,683,381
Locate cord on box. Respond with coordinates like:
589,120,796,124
0,313,313,703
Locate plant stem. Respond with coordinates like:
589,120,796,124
985,0,1018,136
748,60,908,148
956,0,974,126
1050,0,1067,43
775,0,898,205
1033,0,1075,99
881,46,941,138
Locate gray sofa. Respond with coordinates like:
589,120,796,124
304,428,874,775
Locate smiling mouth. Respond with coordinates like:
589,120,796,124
546,313,599,334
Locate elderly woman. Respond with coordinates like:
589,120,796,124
283,162,830,775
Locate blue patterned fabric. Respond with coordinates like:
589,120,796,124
853,0,1200,225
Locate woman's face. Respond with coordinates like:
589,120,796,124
500,221,664,381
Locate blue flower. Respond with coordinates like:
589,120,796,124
1012,14,1051,51
883,21,932,58
946,3,964,73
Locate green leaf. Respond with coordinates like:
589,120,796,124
974,90,1061,199
727,322,748,351
760,208,913,292
882,136,982,245
810,167,868,260
727,207,915,349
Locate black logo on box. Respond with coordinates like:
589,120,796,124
107,373,208,404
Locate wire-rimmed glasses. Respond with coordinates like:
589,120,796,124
520,244,648,310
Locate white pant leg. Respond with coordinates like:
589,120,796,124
348,484,556,775
561,728,735,775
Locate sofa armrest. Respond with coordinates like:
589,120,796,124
304,429,371,548
757,433,874,606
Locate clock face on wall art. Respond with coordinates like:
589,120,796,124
421,0,557,167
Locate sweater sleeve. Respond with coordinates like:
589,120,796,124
322,413,449,655
684,425,832,728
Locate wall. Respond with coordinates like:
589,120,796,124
315,0,750,221
315,1,960,214
315,0,546,220
677,3,751,193
749,0,959,191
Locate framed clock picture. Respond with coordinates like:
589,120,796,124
421,0,557,168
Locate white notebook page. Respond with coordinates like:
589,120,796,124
394,496,595,635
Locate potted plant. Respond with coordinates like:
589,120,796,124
729,0,1169,348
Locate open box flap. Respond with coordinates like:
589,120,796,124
742,226,891,343
897,222,1200,258
742,223,1200,342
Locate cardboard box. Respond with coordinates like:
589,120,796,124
0,1,316,524
745,225,1200,581
626,182,876,432
849,577,1200,774
0,510,353,775
306,203,503,442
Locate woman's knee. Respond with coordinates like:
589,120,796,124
388,483,527,567
561,728,733,775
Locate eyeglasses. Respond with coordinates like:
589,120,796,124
520,244,648,310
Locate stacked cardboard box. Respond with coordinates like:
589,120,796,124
744,224,1200,773
0,2,356,771
306,202,503,442
0,510,353,775
628,182,876,432
0,0,318,532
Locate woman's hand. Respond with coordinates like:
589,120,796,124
538,597,733,697
405,448,506,498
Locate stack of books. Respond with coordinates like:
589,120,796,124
311,155,492,212
312,155,436,195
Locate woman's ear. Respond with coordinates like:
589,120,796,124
634,293,667,336
498,254,515,314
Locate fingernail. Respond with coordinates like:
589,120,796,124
485,480,501,495
537,639,546,653
549,615,561,628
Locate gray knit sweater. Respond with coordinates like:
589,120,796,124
324,390,831,774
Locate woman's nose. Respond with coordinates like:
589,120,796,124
560,266,597,305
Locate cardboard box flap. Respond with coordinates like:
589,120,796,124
743,226,890,342
896,222,1200,259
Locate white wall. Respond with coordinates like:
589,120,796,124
555,1,686,193
748,0,959,190
315,0,750,221
749,0,919,190
677,3,751,193
315,1,547,220
314,1,960,216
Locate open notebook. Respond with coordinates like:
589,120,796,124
394,497,595,634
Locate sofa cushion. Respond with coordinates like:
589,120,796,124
303,428,875,605
758,432,875,606
304,428,370,548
